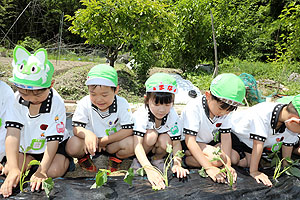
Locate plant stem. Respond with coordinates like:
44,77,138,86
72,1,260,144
20,151,27,192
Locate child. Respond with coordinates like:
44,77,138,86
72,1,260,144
0,80,19,169
223,94,300,187
66,64,134,172
181,73,246,184
132,73,189,190
0,45,70,197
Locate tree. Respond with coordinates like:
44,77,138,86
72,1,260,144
66,0,173,67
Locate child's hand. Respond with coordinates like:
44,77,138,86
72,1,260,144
250,170,272,187
227,166,237,183
171,165,189,179
206,166,226,183
30,171,48,192
0,168,20,197
144,167,165,190
84,131,98,156
98,137,107,152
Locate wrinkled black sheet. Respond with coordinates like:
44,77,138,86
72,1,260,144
2,167,300,200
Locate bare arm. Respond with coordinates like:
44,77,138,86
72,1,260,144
30,141,59,191
221,133,232,166
133,134,165,189
185,135,212,169
250,139,272,186
99,129,133,146
0,128,21,197
171,140,189,178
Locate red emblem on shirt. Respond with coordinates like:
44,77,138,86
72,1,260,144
40,124,48,130
56,122,65,133
216,123,222,127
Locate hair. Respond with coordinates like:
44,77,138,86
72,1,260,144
16,87,49,95
211,94,237,112
144,92,175,106
88,85,117,92
287,102,300,117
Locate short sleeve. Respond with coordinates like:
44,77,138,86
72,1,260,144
118,98,134,129
72,96,90,127
133,107,148,137
181,99,200,136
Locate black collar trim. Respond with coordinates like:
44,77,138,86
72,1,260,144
19,89,53,114
270,104,286,134
202,96,218,124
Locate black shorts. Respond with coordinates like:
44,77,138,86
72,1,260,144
231,132,252,159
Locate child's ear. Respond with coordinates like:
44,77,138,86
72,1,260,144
205,91,212,100
50,80,55,88
115,85,119,94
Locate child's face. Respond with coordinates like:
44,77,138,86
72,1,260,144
89,85,118,112
18,88,50,105
285,117,300,133
148,98,173,120
206,91,231,118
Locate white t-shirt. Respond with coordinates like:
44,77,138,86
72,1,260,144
72,95,134,137
133,106,182,141
181,95,230,143
0,81,18,160
6,88,69,154
222,102,299,150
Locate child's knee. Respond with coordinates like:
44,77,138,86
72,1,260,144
231,151,240,165
48,156,69,177
157,134,171,149
144,131,158,147
65,136,84,156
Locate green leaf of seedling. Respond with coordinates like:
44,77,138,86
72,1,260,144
286,167,300,178
213,147,221,155
198,167,208,178
43,177,54,198
24,170,30,178
219,168,226,174
20,145,25,152
90,182,97,189
285,157,293,164
166,143,173,154
175,150,185,158
136,168,145,176
271,156,278,168
210,157,220,162
25,146,32,153
28,160,40,167
95,170,109,187
124,168,134,186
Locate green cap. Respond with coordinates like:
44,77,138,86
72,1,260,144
292,94,300,116
210,73,246,106
276,96,294,104
145,73,177,94
9,45,54,89
85,64,118,87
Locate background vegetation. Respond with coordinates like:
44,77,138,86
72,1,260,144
0,0,299,103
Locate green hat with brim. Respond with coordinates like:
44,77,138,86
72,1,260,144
210,73,246,106
85,64,118,87
9,45,54,90
145,73,177,94
276,96,294,104
292,94,300,116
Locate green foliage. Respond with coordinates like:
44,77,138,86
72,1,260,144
19,146,40,192
198,167,208,178
91,168,134,189
66,0,173,67
269,151,300,182
17,36,41,52
43,177,54,198
210,147,233,187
